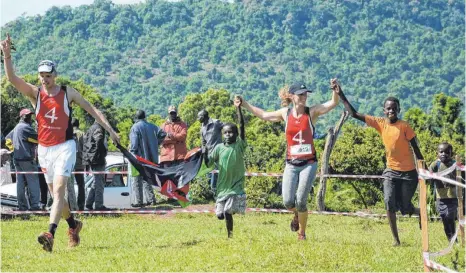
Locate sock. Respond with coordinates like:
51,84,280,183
66,216,77,229
48,223,57,237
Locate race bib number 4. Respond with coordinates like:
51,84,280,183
290,144,313,156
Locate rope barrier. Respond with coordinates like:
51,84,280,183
0,171,129,175
428,225,460,258
418,169,466,189
435,164,459,177
423,255,459,273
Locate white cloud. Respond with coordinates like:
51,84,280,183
1,0,144,27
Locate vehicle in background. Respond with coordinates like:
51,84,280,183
0,152,156,209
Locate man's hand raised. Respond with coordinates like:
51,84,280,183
0,33,15,59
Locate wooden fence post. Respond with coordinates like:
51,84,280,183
317,127,334,211
418,160,430,272
316,111,348,211
456,155,465,246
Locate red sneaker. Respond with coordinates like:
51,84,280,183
37,232,54,252
67,220,83,247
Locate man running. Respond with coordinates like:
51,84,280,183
1,34,120,252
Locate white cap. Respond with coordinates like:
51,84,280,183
38,60,56,73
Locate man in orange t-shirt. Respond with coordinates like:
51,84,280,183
335,83,424,247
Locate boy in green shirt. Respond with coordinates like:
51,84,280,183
205,97,246,238
428,142,458,241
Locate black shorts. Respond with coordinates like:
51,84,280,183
382,168,418,215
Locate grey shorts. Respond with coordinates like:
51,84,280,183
215,194,246,217
383,168,418,215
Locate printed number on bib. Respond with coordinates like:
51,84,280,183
292,130,304,144
290,144,313,155
290,130,312,155
45,107,58,123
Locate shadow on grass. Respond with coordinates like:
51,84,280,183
153,244,171,249
87,246,113,250
0,214,42,221
180,239,202,247
262,220,277,225
78,213,123,218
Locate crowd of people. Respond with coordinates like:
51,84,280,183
1,32,463,252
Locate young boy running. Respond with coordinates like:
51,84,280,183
334,82,424,246
428,142,458,241
204,97,246,238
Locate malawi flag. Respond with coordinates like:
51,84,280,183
116,144,203,207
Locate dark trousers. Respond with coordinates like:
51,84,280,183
74,167,85,210
37,167,48,206
437,198,458,241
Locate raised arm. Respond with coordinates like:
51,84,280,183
333,80,365,122
235,95,286,122
1,34,38,105
310,80,340,121
67,86,120,145
235,98,245,141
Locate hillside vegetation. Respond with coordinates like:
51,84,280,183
1,0,464,128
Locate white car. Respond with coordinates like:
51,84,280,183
0,153,155,210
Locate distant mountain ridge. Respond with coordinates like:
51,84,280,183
2,0,464,128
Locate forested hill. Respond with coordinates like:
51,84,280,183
2,0,464,123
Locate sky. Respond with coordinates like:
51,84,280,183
1,0,145,26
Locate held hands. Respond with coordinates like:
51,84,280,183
330,78,341,94
233,95,243,107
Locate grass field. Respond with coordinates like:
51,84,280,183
1,212,464,272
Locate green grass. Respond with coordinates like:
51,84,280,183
1,213,464,272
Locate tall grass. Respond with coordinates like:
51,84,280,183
1,213,464,272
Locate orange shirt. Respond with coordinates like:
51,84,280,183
365,116,416,171
160,120,188,162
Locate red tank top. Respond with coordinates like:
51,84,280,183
285,108,317,162
35,86,73,147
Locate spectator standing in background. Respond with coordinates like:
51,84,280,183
160,105,188,167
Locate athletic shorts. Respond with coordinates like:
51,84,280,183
38,140,76,184
382,168,418,215
216,194,247,217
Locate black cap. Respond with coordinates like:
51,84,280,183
289,83,312,95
